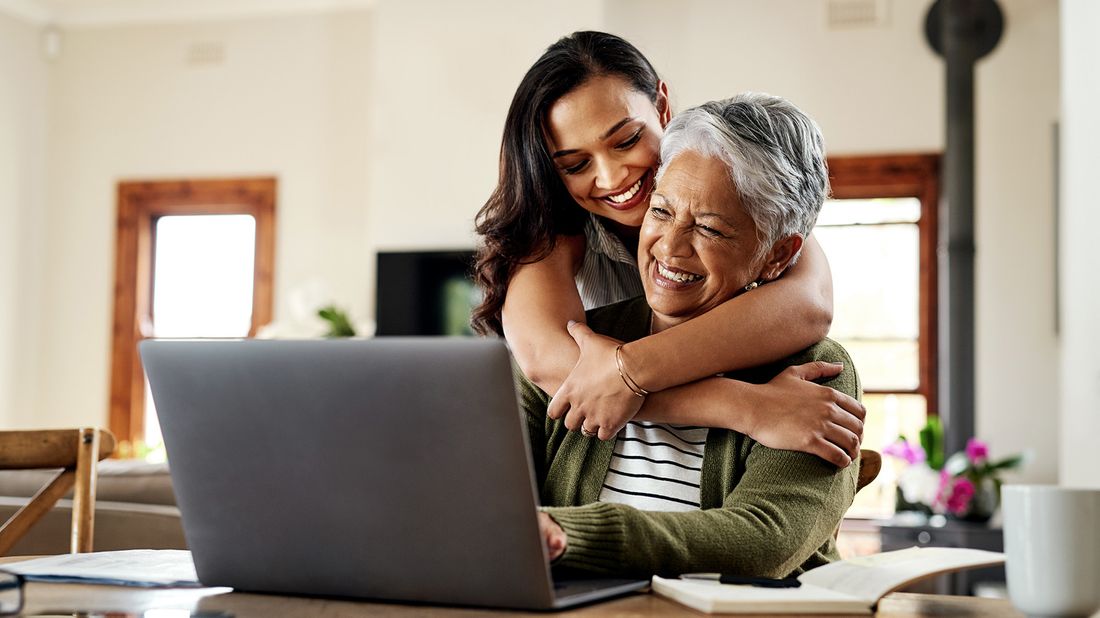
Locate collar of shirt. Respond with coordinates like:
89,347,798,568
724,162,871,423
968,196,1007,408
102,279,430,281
584,214,637,266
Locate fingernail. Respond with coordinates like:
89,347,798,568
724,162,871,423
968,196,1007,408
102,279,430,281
567,320,577,327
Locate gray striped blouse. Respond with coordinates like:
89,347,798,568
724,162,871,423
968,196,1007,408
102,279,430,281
574,214,645,310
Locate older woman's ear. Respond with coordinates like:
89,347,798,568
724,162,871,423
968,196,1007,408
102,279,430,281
759,235,806,282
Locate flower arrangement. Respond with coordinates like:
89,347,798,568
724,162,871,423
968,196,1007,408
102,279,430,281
884,417,1024,522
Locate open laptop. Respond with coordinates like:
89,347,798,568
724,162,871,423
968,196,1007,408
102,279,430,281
140,338,647,610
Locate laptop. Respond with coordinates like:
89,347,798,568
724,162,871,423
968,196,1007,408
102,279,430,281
140,338,647,610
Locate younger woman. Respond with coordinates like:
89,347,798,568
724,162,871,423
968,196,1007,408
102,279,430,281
473,32,863,467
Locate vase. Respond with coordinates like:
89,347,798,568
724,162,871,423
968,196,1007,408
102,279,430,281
958,477,999,523
894,486,933,516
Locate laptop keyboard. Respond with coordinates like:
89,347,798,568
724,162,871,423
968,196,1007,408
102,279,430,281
553,577,647,599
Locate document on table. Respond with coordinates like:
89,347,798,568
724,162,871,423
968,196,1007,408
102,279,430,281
5,549,205,587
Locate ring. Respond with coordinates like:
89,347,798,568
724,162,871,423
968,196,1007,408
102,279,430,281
580,426,598,438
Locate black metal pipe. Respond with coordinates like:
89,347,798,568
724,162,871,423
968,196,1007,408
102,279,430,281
940,0,979,456
927,0,1002,455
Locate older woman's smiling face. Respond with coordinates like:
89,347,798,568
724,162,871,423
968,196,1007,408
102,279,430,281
639,149,766,331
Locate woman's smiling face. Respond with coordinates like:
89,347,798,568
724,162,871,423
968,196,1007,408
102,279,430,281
639,149,766,331
544,74,669,230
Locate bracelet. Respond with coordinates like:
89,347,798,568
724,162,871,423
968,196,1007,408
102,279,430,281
615,344,649,398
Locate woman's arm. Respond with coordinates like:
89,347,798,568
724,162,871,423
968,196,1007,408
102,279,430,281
547,234,834,436
501,234,586,394
556,349,863,467
538,343,862,577
635,365,863,466
541,446,858,577
640,233,833,390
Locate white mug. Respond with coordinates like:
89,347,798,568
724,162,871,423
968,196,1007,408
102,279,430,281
1002,485,1100,617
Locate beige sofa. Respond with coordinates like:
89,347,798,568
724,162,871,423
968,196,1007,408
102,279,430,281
0,459,186,555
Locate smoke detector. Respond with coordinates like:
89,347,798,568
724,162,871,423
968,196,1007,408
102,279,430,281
827,0,890,29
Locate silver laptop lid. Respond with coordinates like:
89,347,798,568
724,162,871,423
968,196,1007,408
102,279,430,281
141,338,559,609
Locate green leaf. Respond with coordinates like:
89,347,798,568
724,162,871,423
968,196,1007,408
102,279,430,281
317,305,356,338
920,417,945,470
988,454,1025,471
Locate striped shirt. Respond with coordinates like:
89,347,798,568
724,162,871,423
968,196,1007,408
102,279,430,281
597,421,709,512
575,214,644,310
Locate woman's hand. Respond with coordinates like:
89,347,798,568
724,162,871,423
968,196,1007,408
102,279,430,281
547,322,644,441
744,361,866,468
538,512,567,562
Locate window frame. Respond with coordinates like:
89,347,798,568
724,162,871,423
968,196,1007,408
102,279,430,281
825,154,939,409
108,177,276,454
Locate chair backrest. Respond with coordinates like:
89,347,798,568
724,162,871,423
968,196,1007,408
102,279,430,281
856,449,882,494
0,428,116,555
835,449,883,542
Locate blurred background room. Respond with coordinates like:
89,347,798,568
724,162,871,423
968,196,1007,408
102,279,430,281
0,0,1096,576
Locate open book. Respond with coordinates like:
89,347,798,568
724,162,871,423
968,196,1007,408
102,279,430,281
651,546,1004,614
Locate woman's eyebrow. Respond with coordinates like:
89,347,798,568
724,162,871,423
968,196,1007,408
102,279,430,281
600,117,635,140
697,211,737,228
650,192,671,207
551,117,636,158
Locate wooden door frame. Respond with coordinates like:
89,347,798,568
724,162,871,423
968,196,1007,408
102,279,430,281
826,153,940,410
108,177,276,453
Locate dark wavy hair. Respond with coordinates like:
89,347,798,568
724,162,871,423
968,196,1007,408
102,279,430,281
471,31,663,336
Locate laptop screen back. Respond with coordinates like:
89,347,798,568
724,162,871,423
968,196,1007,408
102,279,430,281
141,338,557,609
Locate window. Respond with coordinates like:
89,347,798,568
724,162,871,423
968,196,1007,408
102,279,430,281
818,155,939,517
109,178,276,457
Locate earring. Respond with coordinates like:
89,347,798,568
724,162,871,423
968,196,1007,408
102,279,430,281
743,281,759,292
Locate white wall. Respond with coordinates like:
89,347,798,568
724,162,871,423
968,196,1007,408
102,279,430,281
35,11,373,428
1060,0,1100,489
363,0,604,313
1,0,1071,484
0,14,49,428
605,0,944,154
973,1,1061,483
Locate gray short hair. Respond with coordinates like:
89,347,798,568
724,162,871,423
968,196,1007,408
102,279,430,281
656,93,829,264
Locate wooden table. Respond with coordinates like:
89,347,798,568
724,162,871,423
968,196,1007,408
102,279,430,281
2,556,1024,617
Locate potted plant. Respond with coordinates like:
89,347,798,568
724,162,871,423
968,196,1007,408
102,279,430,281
884,418,1024,523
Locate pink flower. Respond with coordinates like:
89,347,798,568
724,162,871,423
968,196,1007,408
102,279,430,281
931,470,975,515
965,438,989,465
884,439,927,465
946,477,976,515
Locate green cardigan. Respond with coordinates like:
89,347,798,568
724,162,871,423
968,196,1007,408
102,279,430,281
517,297,861,578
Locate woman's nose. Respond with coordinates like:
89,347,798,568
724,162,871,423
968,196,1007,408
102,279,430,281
593,157,628,192
657,224,693,258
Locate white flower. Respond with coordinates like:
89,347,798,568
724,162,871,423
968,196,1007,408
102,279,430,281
898,463,941,506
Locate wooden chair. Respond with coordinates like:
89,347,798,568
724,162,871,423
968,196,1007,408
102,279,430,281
857,449,882,494
834,449,883,542
0,428,116,555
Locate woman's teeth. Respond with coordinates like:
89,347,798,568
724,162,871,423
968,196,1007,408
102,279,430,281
657,263,702,283
607,177,643,204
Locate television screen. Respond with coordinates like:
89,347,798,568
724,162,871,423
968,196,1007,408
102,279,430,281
375,250,480,336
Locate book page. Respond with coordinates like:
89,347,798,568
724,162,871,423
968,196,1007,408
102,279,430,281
5,549,208,588
798,546,1005,603
651,577,871,614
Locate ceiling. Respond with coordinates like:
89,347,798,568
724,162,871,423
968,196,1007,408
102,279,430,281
0,0,375,27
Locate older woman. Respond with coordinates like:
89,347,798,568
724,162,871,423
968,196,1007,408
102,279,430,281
519,93,860,578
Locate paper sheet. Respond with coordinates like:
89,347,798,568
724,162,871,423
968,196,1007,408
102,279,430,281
5,549,204,588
